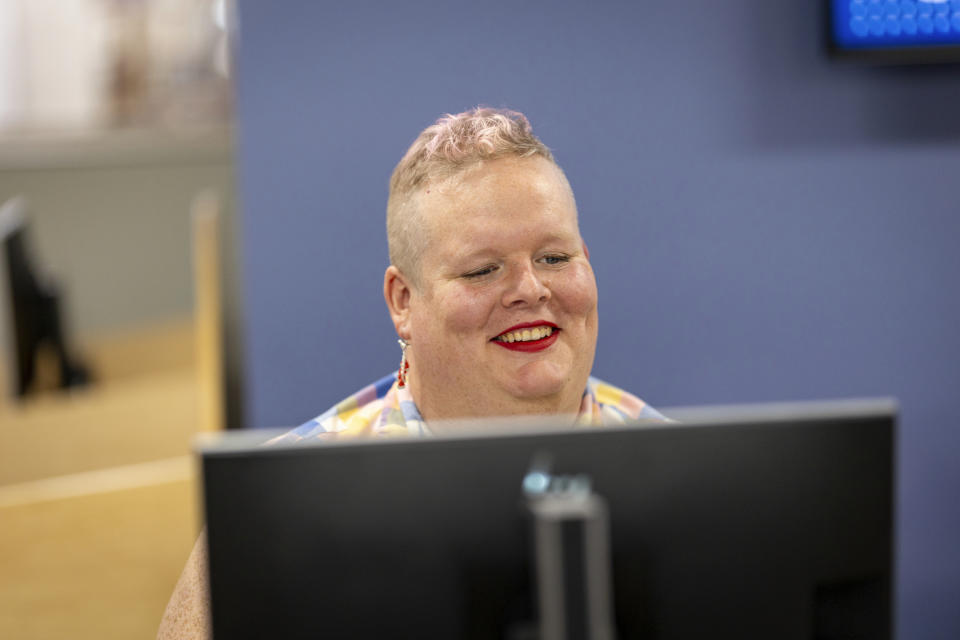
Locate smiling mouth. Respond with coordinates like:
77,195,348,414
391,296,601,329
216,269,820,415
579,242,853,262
491,324,560,352
494,326,555,343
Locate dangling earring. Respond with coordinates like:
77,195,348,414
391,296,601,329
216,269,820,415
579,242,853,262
397,338,410,388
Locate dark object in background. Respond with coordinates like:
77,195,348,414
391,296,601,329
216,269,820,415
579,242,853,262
827,0,960,63
0,197,92,397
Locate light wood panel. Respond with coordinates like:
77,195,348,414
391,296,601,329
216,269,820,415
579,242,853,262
192,192,224,433
81,318,195,382
0,368,200,486
0,466,199,640
0,317,211,639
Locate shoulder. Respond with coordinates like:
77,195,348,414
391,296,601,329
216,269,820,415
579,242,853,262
587,376,669,423
267,373,400,444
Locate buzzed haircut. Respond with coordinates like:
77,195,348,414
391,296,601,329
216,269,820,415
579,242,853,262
386,107,557,285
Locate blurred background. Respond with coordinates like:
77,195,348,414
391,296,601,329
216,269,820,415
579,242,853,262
0,0,238,637
2,0,959,638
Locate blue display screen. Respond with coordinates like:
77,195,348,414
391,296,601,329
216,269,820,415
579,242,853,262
832,0,960,50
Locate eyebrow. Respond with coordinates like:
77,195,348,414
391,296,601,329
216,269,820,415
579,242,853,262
448,232,579,263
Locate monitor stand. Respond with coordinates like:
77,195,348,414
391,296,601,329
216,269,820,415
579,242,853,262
525,474,617,640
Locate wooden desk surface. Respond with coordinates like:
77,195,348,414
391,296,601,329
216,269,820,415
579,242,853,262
0,320,207,639
0,470,198,639
0,368,200,486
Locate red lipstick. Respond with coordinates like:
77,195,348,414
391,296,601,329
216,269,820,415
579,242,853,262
491,321,560,353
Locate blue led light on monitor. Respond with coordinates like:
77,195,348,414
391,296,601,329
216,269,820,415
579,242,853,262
832,0,960,50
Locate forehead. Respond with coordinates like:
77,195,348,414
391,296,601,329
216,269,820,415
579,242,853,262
416,156,580,252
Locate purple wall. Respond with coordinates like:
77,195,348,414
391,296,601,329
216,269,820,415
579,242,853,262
235,1,960,636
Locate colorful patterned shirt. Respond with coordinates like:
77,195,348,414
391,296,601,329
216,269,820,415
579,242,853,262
269,372,667,444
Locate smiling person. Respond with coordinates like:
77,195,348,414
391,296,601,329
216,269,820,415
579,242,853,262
269,107,666,443
157,107,666,639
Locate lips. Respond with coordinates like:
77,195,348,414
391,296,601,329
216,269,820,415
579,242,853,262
491,321,560,353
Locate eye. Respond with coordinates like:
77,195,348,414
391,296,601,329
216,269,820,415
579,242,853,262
540,253,571,266
463,265,497,278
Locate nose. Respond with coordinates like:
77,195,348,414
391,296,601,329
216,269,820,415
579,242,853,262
502,262,550,307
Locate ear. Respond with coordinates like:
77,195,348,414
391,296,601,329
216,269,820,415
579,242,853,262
384,265,414,340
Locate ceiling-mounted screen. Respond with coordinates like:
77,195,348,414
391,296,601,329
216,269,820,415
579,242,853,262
830,0,960,61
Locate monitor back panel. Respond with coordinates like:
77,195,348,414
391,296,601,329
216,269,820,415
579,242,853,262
202,406,894,639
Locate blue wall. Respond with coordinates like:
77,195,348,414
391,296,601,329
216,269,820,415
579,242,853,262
235,1,960,636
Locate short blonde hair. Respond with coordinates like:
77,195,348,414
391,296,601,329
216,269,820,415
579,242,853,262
387,107,556,284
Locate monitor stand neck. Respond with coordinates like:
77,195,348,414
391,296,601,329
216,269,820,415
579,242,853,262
526,489,617,640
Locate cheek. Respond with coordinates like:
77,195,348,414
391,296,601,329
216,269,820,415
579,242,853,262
413,286,494,341
442,288,494,333
555,265,598,319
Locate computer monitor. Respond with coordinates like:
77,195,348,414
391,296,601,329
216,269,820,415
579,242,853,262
0,196,90,397
200,398,896,639
828,0,960,63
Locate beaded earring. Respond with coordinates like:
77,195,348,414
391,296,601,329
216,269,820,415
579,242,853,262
397,338,410,388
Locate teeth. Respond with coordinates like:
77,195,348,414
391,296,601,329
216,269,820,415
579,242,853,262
497,326,554,343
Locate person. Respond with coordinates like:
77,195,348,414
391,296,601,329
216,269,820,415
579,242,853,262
157,107,666,639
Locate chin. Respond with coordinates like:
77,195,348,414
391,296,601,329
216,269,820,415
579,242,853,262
506,365,573,404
